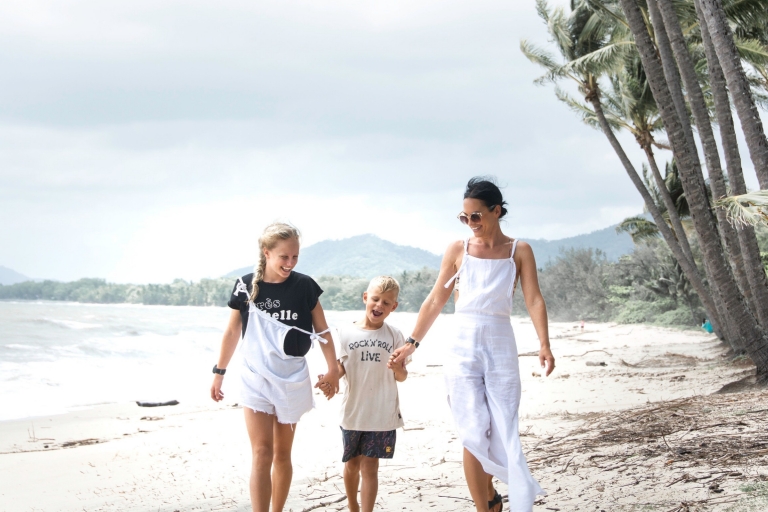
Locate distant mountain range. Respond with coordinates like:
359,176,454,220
0,266,30,286
227,226,634,279
227,234,442,279
527,224,635,265
0,226,634,286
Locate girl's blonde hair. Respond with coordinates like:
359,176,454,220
250,222,301,302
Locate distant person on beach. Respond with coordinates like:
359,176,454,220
390,177,554,512
317,276,409,512
701,318,714,334
210,222,340,512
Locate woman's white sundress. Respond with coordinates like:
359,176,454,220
443,238,545,511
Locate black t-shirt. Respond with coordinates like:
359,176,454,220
228,271,323,357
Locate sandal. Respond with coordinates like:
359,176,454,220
488,490,503,512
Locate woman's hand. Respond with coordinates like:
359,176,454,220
210,374,225,402
539,346,555,377
389,342,416,366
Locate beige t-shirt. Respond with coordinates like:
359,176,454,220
337,322,407,431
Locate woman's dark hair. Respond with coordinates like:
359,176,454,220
464,176,508,218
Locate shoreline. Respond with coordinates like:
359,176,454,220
1,320,765,511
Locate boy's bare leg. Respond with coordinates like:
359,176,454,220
463,448,492,512
245,409,275,512
271,419,297,512
359,456,379,512
343,456,362,512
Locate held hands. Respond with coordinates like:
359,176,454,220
389,342,415,366
210,374,225,402
539,346,555,377
315,369,340,400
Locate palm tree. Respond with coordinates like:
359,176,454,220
616,160,692,242
619,0,768,379
586,56,696,263
520,0,723,337
655,0,768,324
696,0,768,188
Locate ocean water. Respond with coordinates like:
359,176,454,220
0,301,540,422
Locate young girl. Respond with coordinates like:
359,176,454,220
210,222,340,512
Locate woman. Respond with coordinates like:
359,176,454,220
390,177,554,512
210,222,340,512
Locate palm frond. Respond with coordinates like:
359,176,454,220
715,190,768,227
616,215,660,243
563,41,635,75
735,38,768,66
520,40,565,85
555,87,619,130
535,0,551,23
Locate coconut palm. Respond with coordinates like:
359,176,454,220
521,0,723,337
696,0,768,188
562,55,697,263
619,0,768,379
616,160,694,242
654,0,768,324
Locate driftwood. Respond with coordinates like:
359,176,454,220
135,400,179,407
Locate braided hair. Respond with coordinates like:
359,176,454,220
249,222,301,302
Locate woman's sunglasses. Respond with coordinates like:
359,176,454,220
457,205,496,225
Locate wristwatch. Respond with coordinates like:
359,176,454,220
212,364,226,375
405,337,420,349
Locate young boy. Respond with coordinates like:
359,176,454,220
324,276,409,512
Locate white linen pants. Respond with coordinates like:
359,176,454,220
444,314,544,512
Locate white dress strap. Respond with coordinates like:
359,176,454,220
444,239,470,289
507,238,520,297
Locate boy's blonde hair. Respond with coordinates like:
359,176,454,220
250,222,301,302
368,275,400,297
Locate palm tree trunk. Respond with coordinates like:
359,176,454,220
655,0,765,324
619,0,768,380
646,0,697,153
695,0,768,329
586,93,723,335
696,0,768,188
645,0,745,346
642,145,695,264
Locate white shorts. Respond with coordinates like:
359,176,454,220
240,361,314,424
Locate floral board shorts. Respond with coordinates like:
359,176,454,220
340,427,397,462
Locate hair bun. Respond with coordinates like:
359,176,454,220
464,176,508,218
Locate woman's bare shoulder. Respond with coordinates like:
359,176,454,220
514,239,532,252
445,239,465,253
440,240,465,266
513,240,537,262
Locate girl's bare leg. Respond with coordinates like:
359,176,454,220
359,456,379,512
271,419,297,512
343,456,362,512
245,409,275,512
463,448,493,512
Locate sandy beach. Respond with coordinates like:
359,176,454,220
1,315,766,512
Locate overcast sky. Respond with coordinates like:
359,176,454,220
0,0,761,283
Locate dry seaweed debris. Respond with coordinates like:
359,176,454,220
527,391,768,493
